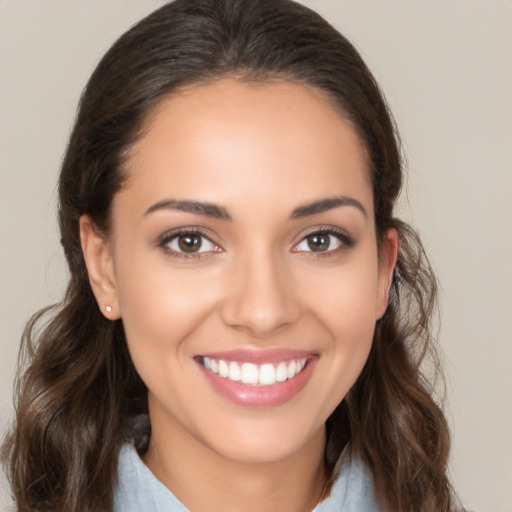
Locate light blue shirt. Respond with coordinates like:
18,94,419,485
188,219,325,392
113,444,382,511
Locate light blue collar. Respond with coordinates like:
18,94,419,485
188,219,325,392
113,444,382,511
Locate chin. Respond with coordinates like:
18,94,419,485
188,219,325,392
196,413,327,466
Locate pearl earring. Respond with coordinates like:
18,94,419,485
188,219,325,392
105,305,112,312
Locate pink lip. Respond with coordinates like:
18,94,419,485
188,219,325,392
196,353,318,408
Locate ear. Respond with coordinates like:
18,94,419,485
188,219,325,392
375,228,399,320
79,215,120,319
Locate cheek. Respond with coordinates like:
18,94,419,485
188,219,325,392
298,254,380,332
115,261,222,417
295,254,379,394
114,250,220,360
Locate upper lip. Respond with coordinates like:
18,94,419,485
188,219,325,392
196,348,316,365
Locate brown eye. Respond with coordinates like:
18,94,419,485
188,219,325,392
292,229,352,254
178,233,203,253
306,233,331,252
160,230,218,256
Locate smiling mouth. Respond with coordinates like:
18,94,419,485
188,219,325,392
199,356,309,387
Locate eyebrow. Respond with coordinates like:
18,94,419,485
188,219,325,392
144,195,366,221
290,196,367,219
144,199,232,220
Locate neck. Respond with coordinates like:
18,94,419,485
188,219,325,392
143,420,327,512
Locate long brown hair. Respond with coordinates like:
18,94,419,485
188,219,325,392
2,0,457,510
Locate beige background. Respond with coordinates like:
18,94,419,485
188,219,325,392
1,1,511,511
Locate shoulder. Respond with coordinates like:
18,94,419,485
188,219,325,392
113,444,188,512
313,447,384,512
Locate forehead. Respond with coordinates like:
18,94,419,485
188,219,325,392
120,79,373,219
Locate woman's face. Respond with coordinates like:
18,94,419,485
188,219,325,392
83,79,396,465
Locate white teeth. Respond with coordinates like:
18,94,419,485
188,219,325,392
241,363,259,384
228,361,241,381
287,360,296,379
259,364,275,385
201,357,309,386
275,362,288,382
218,360,229,378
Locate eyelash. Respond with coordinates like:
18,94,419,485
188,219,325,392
291,227,355,257
157,227,220,259
157,226,355,259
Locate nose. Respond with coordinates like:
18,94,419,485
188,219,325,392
220,249,301,337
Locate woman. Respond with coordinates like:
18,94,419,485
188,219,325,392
2,0,459,510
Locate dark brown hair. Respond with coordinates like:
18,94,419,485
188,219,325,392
2,0,457,510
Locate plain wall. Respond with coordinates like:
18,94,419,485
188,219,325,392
1,1,511,511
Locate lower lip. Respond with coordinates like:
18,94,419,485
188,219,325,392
198,357,318,408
